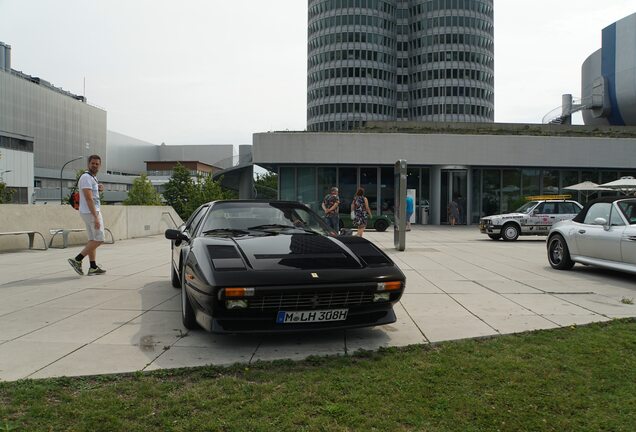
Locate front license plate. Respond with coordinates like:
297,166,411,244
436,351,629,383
276,309,348,324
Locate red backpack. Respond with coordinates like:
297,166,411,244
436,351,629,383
68,171,93,210
69,191,80,210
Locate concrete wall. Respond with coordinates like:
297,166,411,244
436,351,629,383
0,205,182,252
253,131,636,169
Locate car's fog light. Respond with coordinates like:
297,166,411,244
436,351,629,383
226,300,248,309
376,281,402,291
373,293,390,302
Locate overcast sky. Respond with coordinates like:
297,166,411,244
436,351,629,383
0,0,634,146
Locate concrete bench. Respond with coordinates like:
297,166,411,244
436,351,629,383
48,228,115,249
0,230,48,250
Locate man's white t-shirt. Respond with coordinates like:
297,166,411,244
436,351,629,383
78,172,100,214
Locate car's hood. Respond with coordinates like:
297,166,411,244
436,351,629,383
233,233,363,271
482,212,527,221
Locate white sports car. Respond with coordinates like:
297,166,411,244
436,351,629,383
547,197,636,274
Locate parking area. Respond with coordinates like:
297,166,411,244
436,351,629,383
1,226,635,381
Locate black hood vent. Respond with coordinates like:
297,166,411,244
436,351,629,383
207,245,245,271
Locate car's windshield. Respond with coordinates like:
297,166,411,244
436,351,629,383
199,202,335,236
618,200,636,225
514,201,539,213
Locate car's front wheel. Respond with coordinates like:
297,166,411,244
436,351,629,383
501,223,520,241
488,234,501,240
181,270,199,330
547,234,575,270
374,219,389,232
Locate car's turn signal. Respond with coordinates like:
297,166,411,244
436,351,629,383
224,287,255,298
376,281,402,291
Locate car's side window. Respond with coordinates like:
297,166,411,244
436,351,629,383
618,202,636,224
542,203,557,214
610,206,625,226
583,203,611,224
559,202,578,214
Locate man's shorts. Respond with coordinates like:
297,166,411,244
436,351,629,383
80,212,105,242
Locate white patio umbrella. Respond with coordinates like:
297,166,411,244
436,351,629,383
563,181,613,201
599,176,636,196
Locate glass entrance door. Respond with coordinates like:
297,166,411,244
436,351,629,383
441,170,468,224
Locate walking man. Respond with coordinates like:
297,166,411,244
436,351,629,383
68,155,107,276
322,186,340,231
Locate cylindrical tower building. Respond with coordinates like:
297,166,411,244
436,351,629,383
307,0,494,132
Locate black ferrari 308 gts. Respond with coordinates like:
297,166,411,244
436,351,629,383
165,200,406,333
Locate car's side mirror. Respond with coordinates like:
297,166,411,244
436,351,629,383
593,217,608,226
165,229,190,243
533,209,540,214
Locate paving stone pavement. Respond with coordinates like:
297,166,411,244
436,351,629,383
1,226,635,381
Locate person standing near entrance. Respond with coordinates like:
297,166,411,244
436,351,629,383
322,187,340,231
67,155,107,276
405,194,414,231
351,187,372,237
448,196,460,226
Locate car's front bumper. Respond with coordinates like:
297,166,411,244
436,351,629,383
479,222,501,234
186,281,403,334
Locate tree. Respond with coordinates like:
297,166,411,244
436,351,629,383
255,171,278,199
123,173,162,205
184,174,236,217
163,164,195,219
0,182,15,204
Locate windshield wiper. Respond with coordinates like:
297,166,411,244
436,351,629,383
247,224,320,235
247,224,296,230
202,228,250,237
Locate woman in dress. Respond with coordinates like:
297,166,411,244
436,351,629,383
448,197,460,226
351,187,372,237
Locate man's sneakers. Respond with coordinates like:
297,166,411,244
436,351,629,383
87,266,106,276
68,258,106,276
68,258,83,276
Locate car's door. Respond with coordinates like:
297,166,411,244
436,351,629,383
531,202,556,234
618,201,636,264
574,202,623,261
557,201,581,223
620,224,636,265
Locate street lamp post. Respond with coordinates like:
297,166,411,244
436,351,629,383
0,169,11,182
60,157,83,204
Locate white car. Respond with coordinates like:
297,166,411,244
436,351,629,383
547,197,636,274
479,199,583,241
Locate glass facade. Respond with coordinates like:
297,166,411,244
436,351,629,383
280,165,430,222
279,165,625,225
307,0,495,131
470,168,624,223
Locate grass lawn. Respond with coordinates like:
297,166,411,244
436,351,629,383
2,319,636,432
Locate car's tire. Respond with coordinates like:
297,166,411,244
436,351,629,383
181,271,199,330
547,234,575,270
501,223,520,241
339,219,344,230
171,264,180,288
488,234,501,240
374,219,389,232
